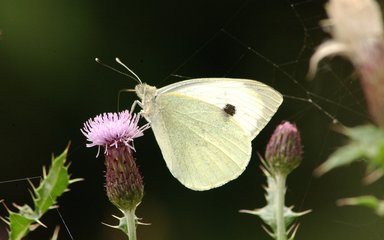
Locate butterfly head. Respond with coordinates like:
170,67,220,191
135,83,156,100
135,83,157,118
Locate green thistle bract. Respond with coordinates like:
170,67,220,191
105,145,144,211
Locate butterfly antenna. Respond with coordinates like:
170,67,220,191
115,58,142,84
95,58,139,83
95,58,141,84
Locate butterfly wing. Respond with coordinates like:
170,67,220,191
149,92,252,190
157,78,283,139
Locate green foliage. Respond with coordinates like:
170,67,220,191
315,124,384,181
104,209,149,239
240,177,309,239
337,196,384,217
104,213,129,234
2,146,80,240
240,158,310,240
315,124,384,217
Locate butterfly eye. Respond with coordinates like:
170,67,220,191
223,104,236,116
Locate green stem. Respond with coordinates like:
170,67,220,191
125,209,137,240
275,174,287,240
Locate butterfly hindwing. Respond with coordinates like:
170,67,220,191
149,92,252,190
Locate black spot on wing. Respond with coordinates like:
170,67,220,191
223,104,236,116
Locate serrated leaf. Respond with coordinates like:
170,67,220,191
315,143,364,176
33,148,70,215
103,212,133,236
102,214,129,234
346,125,384,165
240,169,310,238
5,146,75,240
315,125,384,176
337,195,384,216
8,212,34,240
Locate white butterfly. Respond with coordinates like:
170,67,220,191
115,59,283,191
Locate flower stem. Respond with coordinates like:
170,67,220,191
275,174,287,240
125,209,137,240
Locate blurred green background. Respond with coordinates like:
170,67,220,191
1,0,383,239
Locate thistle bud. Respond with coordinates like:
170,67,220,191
265,121,303,175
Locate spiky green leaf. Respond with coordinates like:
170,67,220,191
240,165,310,239
5,146,76,240
33,148,70,215
104,212,133,236
315,124,384,177
8,211,34,240
337,195,384,217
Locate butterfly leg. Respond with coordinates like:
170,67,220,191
130,100,144,113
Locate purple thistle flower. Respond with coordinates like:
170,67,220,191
81,110,148,156
81,109,149,212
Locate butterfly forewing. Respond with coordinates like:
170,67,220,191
157,78,283,139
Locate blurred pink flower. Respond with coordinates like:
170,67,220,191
309,0,384,127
